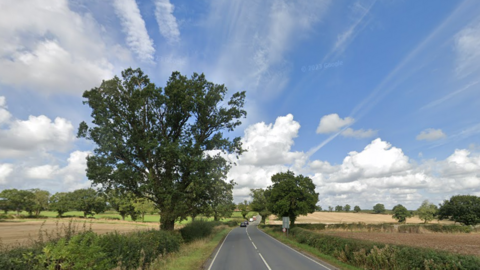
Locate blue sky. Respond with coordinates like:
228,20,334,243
1,0,480,210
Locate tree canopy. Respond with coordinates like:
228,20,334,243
373,203,386,214
265,171,318,227
392,204,411,223
416,200,438,224
438,195,480,226
78,68,246,230
250,188,270,224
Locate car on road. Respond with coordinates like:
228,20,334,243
249,218,253,222
240,221,248,227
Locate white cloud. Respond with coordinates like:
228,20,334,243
0,164,13,184
154,0,180,43
316,113,354,134
25,165,59,180
416,128,446,141
0,0,116,95
0,101,75,158
113,0,155,63
0,96,11,124
341,127,377,138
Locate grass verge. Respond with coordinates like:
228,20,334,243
260,226,361,270
150,226,232,270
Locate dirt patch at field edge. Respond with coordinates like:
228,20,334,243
320,231,480,257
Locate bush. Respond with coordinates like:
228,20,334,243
287,227,480,269
180,220,217,243
224,220,240,227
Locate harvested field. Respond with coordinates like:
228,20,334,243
0,219,159,247
268,212,454,224
320,231,480,257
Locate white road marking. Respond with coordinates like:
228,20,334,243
259,253,272,270
256,227,332,270
251,241,257,249
208,229,233,270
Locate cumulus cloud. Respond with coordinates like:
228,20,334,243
113,0,155,63
0,0,115,95
316,113,354,133
0,96,11,124
316,113,376,138
416,128,446,141
154,0,180,43
0,98,75,158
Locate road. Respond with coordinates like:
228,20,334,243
208,216,334,270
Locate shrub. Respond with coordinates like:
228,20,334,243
180,220,216,243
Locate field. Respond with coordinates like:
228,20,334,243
0,219,159,247
320,230,480,256
267,212,454,224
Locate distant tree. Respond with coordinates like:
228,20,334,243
238,201,249,219
438,195,480,226
250,188,270,224
49,192,72,217
328,206,333,212
353,205,361,213
416,200,438,224
335,205,343,212
315,205,322,212
0,189,35,216
205,179,236,221
31,189,50,217
71,189,106,218
133,198,156,222
373,203,386,214
106,189,137,220
265,171,318,227
344,204,351,212
392,204,412,223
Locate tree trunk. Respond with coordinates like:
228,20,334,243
141,213,145,222
160,212,176,230
289,215,296,227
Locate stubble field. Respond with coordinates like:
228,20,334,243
268,212,480,257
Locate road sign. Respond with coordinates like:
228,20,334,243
282,216,290,229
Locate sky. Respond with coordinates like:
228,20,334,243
1,0,480,210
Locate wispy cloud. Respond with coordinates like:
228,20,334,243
113,0,155,62
421,80,480,110
416,128,447,141
154,0,180,44
455,18,480,78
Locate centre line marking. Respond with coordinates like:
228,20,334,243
259,253,272,270
251,241,257,249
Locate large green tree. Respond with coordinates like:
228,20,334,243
249,188,270,224
416,200,438,224
392,204,412,223
31,189,50,217
438,195,480,226
106,189,138,221
265,171,318,227
0,189,35,216
78,68,246,230
237,201,249,219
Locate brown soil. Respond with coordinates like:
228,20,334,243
0,219,159,247
320,231,480,257
268,212,454,224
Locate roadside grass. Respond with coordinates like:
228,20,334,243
260,226,361,270
149,225,232,270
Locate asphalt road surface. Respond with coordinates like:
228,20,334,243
208,216,333,270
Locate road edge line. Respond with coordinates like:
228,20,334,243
207,228,233,270
256,226,334,270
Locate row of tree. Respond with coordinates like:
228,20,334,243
0,187,236,222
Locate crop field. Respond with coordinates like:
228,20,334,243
320,231,480,256
0,219,158,247
267,212,454,224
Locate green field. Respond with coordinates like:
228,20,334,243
3,210,258,225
